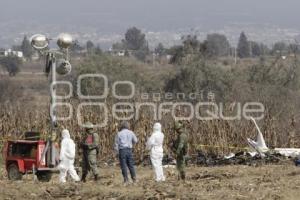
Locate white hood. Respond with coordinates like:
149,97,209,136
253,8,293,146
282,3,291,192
147,123,164,152
62,129,70,139
153,123,162,133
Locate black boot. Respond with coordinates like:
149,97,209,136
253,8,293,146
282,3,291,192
180,171,186,181
81,174,87,182
132,177,136,183
94,174,99,181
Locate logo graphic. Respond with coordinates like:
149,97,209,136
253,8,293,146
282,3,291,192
51,74,265,128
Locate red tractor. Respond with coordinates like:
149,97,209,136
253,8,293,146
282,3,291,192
2,33,73,182
3,132,58,182
2,33,74,182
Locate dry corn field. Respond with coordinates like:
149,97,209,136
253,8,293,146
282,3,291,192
0,99,291,157
0,73,300,160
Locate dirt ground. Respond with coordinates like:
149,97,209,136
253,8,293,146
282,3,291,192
1,163,300,200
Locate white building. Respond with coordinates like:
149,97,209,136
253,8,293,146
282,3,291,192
109,49,126,57
0,49,23,58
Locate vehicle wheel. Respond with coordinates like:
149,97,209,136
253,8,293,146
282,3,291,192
36,171,52,182
8,163,22,180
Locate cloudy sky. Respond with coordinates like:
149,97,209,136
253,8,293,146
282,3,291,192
0,0,299,32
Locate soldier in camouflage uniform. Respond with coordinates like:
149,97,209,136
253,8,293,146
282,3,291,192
173,122,188,181
81,122,100,182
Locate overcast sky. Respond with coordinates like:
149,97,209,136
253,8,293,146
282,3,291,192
1,0,300,32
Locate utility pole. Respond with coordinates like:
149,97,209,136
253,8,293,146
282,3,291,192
249,41,252,58
234,47,237,65
152,52,156,67
31,33,73,166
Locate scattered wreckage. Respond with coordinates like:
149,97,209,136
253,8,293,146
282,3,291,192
195,117,300,167
160,117,299,167
137,117,300,168
247,117,300,158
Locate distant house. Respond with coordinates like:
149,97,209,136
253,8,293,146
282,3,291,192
0,49,23,58
0,50,8,57
109,49,126,57
116,50,126,57
166,54,172,61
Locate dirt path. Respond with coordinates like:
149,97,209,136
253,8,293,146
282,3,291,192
1,164,300,200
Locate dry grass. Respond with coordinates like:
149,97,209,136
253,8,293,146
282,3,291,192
0,165,300,199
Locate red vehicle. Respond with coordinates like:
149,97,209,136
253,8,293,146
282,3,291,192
3,132,58,181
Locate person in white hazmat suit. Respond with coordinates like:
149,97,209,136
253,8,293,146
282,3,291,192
58,129,80,183
146,123,165,182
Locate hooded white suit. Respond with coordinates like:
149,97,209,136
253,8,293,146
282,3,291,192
58,129,80,183
147,123,165,181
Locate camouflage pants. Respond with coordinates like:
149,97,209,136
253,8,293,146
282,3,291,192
82,153,99,178
176,154,186,180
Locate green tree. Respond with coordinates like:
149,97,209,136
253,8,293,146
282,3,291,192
112,42,126,50
124,27,148,50
167,45,184,64
289,43,299,54
206,33,230,57
86,40,95,54
20,36,34,58
70,40,84,53
260,43,270,55
168,35,204,64
155,43,165,56
94,45,102,55
237,32,250,58
121,27,149,61
182,35,200,54
249,41,262,57
165,61,229,101
249,42,270,57
272,42,287,55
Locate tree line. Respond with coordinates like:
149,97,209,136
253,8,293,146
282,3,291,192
1,27,300,76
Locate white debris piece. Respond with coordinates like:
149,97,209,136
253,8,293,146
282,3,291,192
224,153,235,159
247,117,300,158
274,148,300,157
163,165,176,169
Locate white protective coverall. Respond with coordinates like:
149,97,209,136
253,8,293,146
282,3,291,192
58,129,80,183
147,123,165,181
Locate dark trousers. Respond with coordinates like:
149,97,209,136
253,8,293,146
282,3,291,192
119,148,136,182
